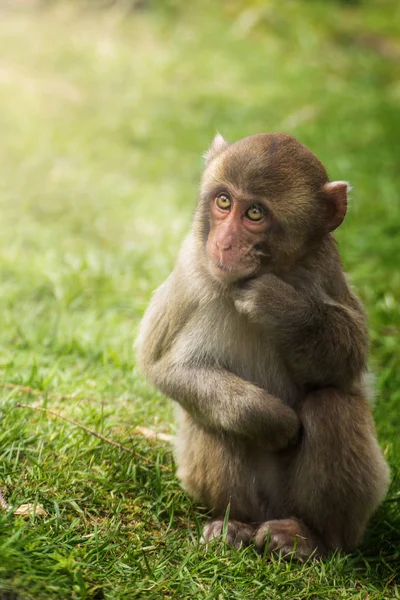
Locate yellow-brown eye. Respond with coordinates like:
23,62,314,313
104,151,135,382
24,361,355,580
215,194,231,210
246,205,265,221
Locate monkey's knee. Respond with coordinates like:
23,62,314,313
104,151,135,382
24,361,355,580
201,518,256,549
291,388,389,551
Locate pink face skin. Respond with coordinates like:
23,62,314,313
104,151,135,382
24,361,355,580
206,193,271,282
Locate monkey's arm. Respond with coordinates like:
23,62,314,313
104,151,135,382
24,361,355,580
136,281,300,451
233,274,368,387
142,354,299,450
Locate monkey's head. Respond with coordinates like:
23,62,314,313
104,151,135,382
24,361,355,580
196,133,349,283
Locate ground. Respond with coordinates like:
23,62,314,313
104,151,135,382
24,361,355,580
0,1,399,598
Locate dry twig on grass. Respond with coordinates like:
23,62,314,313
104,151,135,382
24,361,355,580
0,488,47,517
0,488,9,510
15,402,172,472
132,426,173,443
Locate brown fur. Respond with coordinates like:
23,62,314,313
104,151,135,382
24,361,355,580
136,133,389,558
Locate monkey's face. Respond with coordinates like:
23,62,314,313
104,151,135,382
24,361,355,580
204,189,271,282
198,133,347,283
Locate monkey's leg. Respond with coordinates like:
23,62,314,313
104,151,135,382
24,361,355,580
201,518,257,549
175,408,275,523
281,388,389,555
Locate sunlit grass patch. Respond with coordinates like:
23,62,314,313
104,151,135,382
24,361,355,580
0,1,399,598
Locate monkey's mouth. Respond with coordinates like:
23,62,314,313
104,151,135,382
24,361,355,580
214,261,232,272
209,259,259,282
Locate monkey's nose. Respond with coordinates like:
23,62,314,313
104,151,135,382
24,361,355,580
216,239,232,251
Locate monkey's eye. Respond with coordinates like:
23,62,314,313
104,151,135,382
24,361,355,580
246,205,265,221
215,194,231,210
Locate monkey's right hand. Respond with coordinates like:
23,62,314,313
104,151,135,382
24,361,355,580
232,274,307,326
246,390,301,452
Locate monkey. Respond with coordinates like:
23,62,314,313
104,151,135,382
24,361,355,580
136,133,390,559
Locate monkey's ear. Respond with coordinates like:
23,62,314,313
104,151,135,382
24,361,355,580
322,181,350,232
204,133,229,165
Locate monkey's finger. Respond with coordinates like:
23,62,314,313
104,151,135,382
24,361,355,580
252,519,315,561
201,519,255,548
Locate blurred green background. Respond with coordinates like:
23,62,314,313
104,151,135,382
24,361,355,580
0,1,399,598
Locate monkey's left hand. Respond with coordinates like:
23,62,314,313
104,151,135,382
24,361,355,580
232,274,311,325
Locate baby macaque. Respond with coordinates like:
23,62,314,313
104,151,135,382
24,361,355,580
136,133,389,558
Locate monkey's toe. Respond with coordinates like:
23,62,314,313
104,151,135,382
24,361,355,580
201,518,256,549
252,518,317,560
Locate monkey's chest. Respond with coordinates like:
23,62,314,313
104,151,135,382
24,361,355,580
190,306,296,404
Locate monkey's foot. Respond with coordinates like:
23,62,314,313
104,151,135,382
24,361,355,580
252,518,318,560
201,518,256,549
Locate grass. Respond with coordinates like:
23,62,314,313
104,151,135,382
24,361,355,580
0,0,399,597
